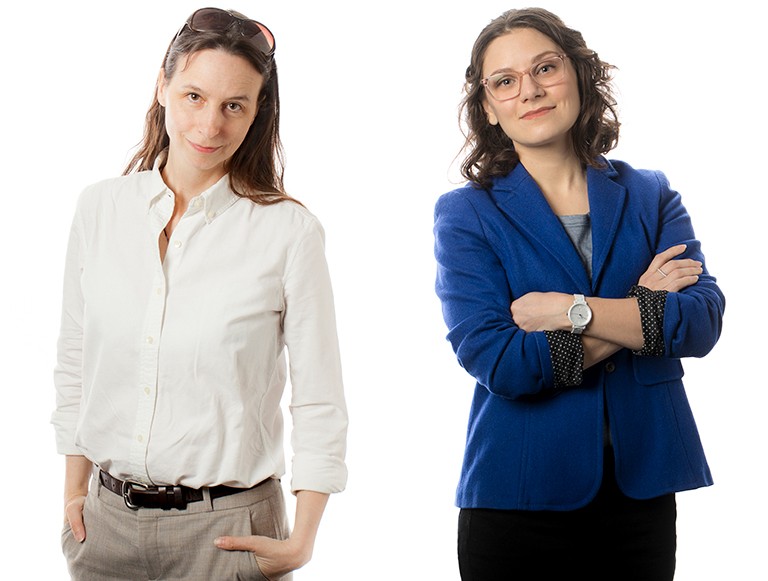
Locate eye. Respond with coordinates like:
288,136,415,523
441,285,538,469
534,59,560,77
225,102,243,113
492,74,517,89
187,92,201,102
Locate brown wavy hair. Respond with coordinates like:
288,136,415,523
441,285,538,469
460,7,620,189
124,11,293,205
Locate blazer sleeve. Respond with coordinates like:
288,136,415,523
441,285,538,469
652,171,725,358
434,190,555,399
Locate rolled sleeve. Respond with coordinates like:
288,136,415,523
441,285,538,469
282,219,348,494
545,330,584,387
51,199,87,455
626,285,667,357
652,172,725,358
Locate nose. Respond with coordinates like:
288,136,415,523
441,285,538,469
199,106,224,140
519,73,544,101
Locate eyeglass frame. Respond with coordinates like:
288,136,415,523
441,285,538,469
172,7,276,57
480,53,568,101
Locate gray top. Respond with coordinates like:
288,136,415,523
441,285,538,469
559,213,592,280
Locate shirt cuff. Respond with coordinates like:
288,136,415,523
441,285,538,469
627,285,668,357
544,330,584,388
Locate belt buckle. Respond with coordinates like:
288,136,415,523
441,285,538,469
122,481,148,510
122,480,188,510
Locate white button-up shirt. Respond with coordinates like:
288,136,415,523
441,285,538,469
52,169,348,493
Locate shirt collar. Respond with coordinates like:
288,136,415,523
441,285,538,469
145,163,240,224
186,173,240,224
145,166,171,207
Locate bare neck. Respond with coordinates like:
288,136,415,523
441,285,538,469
518,149,589,216
159,160,225,240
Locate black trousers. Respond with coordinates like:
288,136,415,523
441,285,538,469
458,454,677,581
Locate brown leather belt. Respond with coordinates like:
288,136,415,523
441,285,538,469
99,470,262,510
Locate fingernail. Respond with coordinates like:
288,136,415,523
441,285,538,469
214,538,223,547
75,532,85,543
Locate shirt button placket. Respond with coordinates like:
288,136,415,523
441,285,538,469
129,268,167,483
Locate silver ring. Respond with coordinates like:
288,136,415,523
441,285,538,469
657,267,668,277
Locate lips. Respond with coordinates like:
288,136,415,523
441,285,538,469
188,139,221,154
521,106,555,120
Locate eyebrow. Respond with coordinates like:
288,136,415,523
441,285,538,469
180,84,253,102
487,50,562,77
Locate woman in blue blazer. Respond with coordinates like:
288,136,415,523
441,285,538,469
433,8,724,580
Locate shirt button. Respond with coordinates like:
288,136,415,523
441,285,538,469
206,212,215,220
192,198,202,208
146,336,154,344
605,361,616,373
174,241,182,249
137,435,144,443
156,287,163,295
144,387,151,395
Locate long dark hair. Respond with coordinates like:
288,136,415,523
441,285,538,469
124,12,293,205
460,7,620,189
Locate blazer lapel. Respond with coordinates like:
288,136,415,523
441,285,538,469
491,164,592,292
587,162,627,290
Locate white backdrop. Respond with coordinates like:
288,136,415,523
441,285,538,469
1,0,764,579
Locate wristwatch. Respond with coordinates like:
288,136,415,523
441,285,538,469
567,294,592,334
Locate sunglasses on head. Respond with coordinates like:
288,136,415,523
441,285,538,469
174,7,275,57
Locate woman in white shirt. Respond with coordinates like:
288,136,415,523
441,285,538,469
53,8,347,580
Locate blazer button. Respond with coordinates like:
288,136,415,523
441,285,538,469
604,361,616,373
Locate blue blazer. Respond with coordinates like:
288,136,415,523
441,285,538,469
434,159,724,511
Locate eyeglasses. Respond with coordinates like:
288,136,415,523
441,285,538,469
175,7,275,57
481,54,567,101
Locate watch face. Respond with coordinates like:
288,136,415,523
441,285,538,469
570,304,591,324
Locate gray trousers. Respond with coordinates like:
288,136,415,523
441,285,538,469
62,475,291,581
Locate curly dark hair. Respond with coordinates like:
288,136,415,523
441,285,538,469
460,7,620,189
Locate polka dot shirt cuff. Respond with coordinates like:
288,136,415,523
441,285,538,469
545,330,584,388
627,285,667,357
